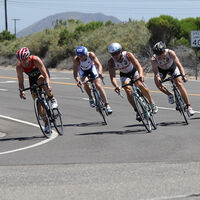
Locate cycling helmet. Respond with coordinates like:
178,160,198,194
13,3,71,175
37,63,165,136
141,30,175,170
76,46,88,56
152,41,166,55
108,43,122,55
16,47,30,60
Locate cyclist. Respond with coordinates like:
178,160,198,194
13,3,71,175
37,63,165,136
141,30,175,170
108,42,158,120
16,47,58,132
73,46,112,114
151,41,195,116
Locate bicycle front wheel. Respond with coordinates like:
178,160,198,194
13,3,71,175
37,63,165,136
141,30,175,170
139,90,157,130
133,94,152,133
34,98,52,138
93,90,107,125
174,89,188,125
52,108,64,135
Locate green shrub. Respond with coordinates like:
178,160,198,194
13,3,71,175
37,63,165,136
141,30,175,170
147,15,181,45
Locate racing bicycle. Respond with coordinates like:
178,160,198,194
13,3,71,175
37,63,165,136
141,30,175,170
122,77,157,133
80,76,109,125
161,74,189,125
23,83,64,138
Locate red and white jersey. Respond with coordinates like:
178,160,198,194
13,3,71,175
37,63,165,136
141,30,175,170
112,51,134,73
153,49,174,70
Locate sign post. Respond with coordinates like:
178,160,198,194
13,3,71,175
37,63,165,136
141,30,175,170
191,30,200,80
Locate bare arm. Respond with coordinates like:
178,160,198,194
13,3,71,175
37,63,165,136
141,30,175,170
169,50,185,76
33,56,51,88
108,58,119,89
89,52,103,76
16,63,25,99
126,52,144,81
151,57,160,80
16,63,24,90
73,56,81,83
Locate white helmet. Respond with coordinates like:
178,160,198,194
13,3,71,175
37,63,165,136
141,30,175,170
108,43,122,54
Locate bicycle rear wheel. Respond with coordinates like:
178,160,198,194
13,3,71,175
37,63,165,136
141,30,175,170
93,90,107,125
52,108,64,135
34,98,52,138
174,89,188,125
133,94,152,133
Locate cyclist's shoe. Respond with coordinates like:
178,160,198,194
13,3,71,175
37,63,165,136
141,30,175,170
168,94,174,104
44,125,50,133
106,106,112,114
151,103,158,114
89,98,95,108
50,98,58,109
187,107,195,116
136,113,142,122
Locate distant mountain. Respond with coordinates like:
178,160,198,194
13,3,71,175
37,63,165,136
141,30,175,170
17,12,121,38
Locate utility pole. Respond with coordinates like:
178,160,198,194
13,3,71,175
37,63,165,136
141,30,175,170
4,0,8,31
12,19,20,37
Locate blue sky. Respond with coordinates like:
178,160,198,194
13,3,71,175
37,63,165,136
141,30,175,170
0,0,200,34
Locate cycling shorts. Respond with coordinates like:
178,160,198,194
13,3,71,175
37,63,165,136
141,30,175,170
120,68,139,84
28,68,50,87
158,63,181,80
79,65,98,80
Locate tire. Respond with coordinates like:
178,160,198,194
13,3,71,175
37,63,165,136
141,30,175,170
174,89,188,125
138,90,157,130
52,108,64,135
133,93,152,133
34,98,52,138
93,89,107,125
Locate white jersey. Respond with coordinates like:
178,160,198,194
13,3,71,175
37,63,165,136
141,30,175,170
79,55,94,71
153,49,174,70
112,51,134,73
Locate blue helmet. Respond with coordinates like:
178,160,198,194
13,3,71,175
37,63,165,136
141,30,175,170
76,46,88,56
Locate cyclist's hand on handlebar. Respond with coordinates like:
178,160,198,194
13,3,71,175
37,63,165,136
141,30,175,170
77,81,82,87
140,75,144,82
182,75,188,82
115,86,120,94
47,84,52,92
99,73,104,79
19,90,26,99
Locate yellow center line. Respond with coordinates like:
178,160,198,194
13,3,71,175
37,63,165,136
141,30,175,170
0,76,200,96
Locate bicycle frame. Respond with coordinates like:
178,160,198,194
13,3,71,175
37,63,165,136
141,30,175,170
123,78,156,132
23,83,64,137
161,74,189,124
80,76,108,124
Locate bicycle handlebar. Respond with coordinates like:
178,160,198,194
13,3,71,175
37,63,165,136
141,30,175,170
161,74,183,84
23,83,47,91
122,77,142,88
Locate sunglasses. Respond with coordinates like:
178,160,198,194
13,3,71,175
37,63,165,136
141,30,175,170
155,51,164,56
111,51,121,56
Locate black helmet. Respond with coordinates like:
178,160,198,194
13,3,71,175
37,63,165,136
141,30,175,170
153,41,166,55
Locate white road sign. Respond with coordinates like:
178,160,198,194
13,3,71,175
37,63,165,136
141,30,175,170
191,30,200,47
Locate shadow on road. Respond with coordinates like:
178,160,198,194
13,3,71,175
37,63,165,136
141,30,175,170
158,121,188,126
0,136,43,142
63,121,105,127
77,129,147,136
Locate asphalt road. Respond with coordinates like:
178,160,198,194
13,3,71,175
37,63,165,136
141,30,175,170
0,68,200,200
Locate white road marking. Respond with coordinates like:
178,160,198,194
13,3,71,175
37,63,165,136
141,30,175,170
158,106,200,114
0,115,58,155
0,89,8,91
0,81,16,83
147,192,200,200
